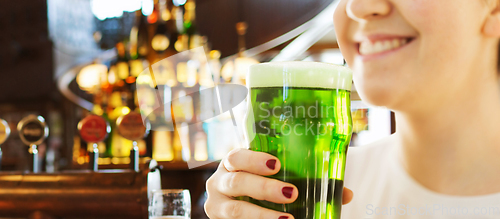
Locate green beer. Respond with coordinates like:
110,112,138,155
244,62,353,219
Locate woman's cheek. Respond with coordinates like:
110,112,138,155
333,1,356,66
404,0,448,31
404,0,463,33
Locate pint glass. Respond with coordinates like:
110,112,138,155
244,62,353,219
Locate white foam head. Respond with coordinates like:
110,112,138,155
247,61,352,91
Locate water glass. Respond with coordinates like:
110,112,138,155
149,189,191,219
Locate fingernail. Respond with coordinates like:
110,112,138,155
282,187,293,199
279,216,289,219
266,159,276,170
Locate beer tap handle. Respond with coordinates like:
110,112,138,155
89,143,99,171
130,141,139,172
29,144,39,173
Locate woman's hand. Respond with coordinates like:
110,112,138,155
204,148,354,219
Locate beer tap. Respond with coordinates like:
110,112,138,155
17,115,49,173
78,114,110,171
0,119,11,170
116,111,151,172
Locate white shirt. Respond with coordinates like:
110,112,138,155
342,135,500,218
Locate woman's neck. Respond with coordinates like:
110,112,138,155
394,78,500,196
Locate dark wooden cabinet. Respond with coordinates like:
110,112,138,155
0,0,54,103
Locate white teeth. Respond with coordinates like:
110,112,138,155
382,41,392,51
392,39,400,48
359,38,410,55
373,41,383,53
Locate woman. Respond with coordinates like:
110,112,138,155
205,0,500,218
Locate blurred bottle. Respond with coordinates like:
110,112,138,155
45,110,62,171
184,60,198,87
177,122,191,161
172,125,184,161
193,123,208,161
152,129,174,161
150,0,173,55
183,0,200,50
171,87,193,162
203,117,236,161
132,10,149,60
176,62,188,84
173,5,184,39
207,50,222,85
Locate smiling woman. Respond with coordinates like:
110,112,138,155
333,0,500,218
204,0,500,218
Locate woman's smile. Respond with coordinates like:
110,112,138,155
355,34,416,61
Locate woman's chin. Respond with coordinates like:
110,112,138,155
356,86,400,109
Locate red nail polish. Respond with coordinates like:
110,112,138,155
282,187,293,199
266,159,276,170
279,216,289,219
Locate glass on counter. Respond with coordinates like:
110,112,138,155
149,189,191,219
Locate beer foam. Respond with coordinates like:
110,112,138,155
248,61,352,91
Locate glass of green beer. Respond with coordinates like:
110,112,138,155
244,61,353,219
